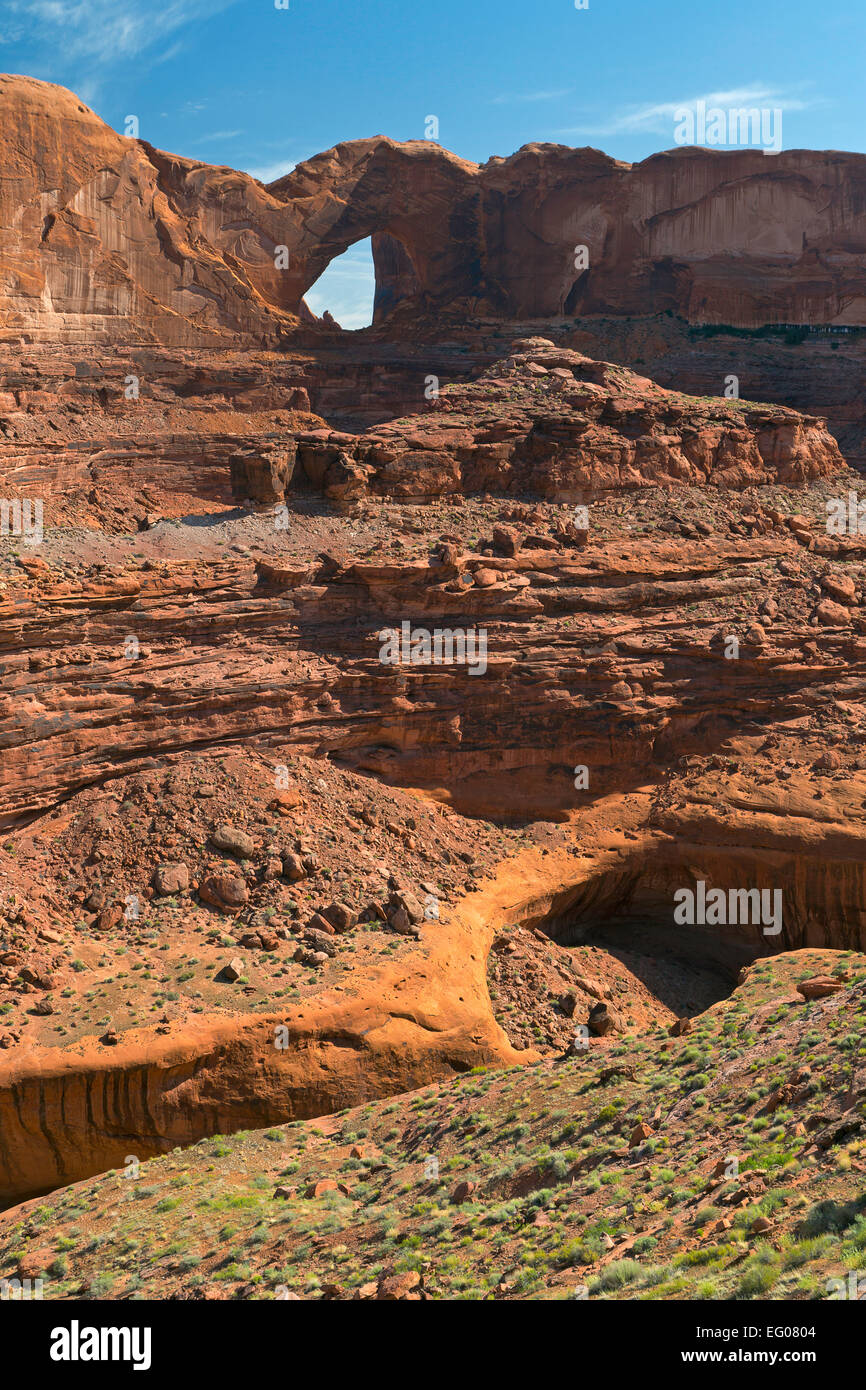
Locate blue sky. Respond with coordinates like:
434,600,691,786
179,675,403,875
1,0,861,325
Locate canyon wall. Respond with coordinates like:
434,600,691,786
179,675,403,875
4,74,866,348
0,75,298,346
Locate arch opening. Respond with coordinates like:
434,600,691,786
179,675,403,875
303,236,376,330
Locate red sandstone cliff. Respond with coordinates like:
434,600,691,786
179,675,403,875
3,74,866,346
0,75,298,346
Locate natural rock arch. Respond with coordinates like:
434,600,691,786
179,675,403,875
6,75,866,346
266,137,486,320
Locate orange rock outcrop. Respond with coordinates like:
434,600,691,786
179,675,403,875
4,74,866,346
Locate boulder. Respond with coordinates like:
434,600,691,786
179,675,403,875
376,1271,422,1300
629,1122,653,1148
321,901,358,933
199,874,249,911
820,572,857,605
281,852,308,882
450,1180,476,1205
669,1017,692,1036
220,957,246,983
797,975,844,1000
152,862,190,896
587,1002,624,1036
813,599,851,626
305,1179,339,1199
210,825,256,858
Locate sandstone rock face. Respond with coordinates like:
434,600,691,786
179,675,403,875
275,139,866,328
231,447,297,505
287,345,843,503
1,501,866,1202
0,338,841,530
470,144,866,326
5,75,866,347
0,75,299,346
4,72,866,1225
2,494,865,834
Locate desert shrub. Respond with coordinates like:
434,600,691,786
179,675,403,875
590,1258,643,1292
737,1257,781,1298
798,1196,866,1238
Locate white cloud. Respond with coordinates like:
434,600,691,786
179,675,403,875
247,159,297,184
192,129,243,144
492,87,573,105
557,86,819,139
7,0,239,66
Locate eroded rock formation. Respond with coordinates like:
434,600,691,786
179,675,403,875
281,342,844,504
0,340,844,528
0,75,299,345
4,73,866,348
3,72,866,1222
